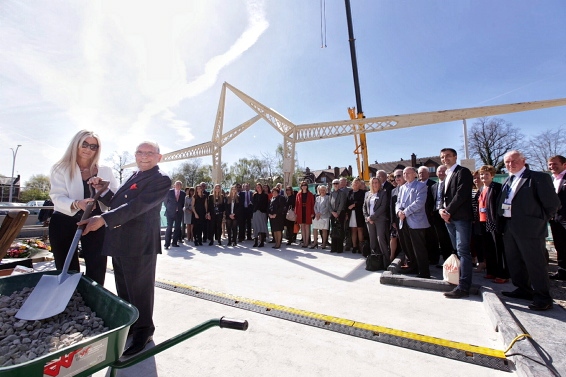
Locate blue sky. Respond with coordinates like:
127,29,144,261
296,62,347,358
1,0,565,186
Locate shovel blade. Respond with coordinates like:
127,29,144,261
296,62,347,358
15,272,83,320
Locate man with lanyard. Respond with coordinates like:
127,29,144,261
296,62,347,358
498,150,559,311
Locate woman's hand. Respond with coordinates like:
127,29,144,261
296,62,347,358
76,198,95,211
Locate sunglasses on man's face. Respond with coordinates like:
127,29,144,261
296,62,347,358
81,141,99,151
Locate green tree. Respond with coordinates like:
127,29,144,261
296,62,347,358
19,174,51,202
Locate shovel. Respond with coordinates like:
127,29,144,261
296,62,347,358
16,180,110,320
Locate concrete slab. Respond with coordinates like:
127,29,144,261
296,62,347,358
380,258,566,377
28,237,565,376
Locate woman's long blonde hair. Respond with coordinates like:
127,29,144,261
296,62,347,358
52,130,101,177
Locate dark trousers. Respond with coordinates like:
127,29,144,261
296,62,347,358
331,215,345,253
480,222,509,278
208,214,223,241
550,220,566,273
164,211,182,246
431,210,453,261
226,217,238,243
503,220,552,305
49,212,107,285
398,224,430,277
284,218,297,242
113,254,157,336
238,207,253,240
194,220,205,243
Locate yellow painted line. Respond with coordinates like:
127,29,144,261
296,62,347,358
157,279,506,359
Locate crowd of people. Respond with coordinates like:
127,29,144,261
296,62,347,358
163,147,564,311
48,130,564,358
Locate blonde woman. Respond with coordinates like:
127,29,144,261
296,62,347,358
346,178,366,254
225,185,243,246
49,130,118,285
206,184,225,246
364,177,390,264
311,185,331,249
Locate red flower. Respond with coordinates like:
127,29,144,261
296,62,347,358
130,183,138,190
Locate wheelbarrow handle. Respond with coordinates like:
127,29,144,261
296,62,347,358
220,316,249,331
109,317,249,375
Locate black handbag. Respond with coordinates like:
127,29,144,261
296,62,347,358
365,253,385,271
330,218,344,239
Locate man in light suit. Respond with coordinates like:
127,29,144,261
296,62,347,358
81,141,171,355
439,148,474,299
497,150,560,311
163,180,186,248
396,167,431,278
548,155,566,281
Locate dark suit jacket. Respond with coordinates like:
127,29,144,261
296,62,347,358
422,179,435,216
554,175,566,226
430,180,444,212
496,169,560,238
99,165,171,257
443,165,473,221
164,188,186,219
225,199,243,220
363,188,390,223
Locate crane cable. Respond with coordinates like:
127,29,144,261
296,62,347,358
320,0,327,48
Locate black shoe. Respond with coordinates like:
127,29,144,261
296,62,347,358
164,246,170,250
549,271,566,281
123,335,153,356
253,239,258,247
258,241,265,248
399,266,418,274
218,241,222,246
444,288,469,299
528,302,553,311
171,244,179,247
247,237,253,241
417,274,431,279
232,242,237,247
286,241,292,245
208,241,214,246
502,289,533,301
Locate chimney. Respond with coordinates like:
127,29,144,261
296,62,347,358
348,165,353,176
334,166,340,178
328,165,331,170
411,153,417,167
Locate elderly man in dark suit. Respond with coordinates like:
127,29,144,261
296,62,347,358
430,165,453,265
163,180,186,248
497,150,560,311
81,141,171,355
439,148,474,299
548,155,566,281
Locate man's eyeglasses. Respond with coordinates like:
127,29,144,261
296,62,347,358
135,151,156,157
81,141,99,151
394,175,402,178
333,183,339,185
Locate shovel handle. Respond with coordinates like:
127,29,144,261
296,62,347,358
60,180,110,279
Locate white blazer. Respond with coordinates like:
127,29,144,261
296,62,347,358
50,165,118,216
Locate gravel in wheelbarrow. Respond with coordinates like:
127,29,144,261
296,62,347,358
0,271,138,377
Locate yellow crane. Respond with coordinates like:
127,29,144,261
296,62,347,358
344,0,370,181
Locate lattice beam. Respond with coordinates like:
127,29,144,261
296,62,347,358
294,98,566,143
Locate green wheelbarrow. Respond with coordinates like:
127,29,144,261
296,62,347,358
0,271,248,377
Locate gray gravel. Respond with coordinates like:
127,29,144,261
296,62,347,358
0,287,108,367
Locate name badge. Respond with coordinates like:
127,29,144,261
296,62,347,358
479,208,487,213
501,204,511,211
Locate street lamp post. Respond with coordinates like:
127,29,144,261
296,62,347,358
9,145,22,203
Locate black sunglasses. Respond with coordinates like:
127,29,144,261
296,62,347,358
81,141,99,151
394,175,402,178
